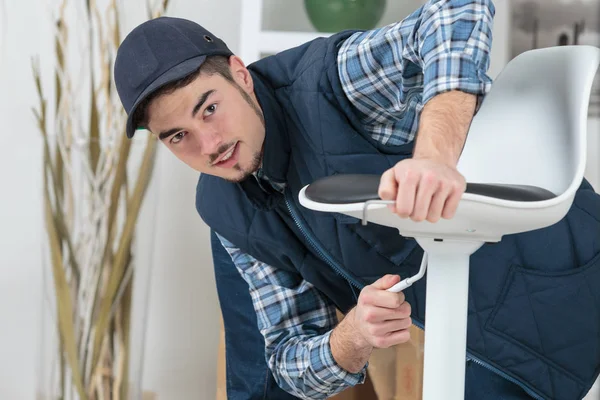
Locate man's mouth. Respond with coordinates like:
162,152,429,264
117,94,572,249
212,142,239,167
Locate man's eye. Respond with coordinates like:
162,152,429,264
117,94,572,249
171,131,186,144
204,104,217,117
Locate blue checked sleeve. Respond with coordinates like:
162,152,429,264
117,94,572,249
337,0,495,145
414,0,495,103
215,233,366,399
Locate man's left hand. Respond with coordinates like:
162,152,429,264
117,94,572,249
378,158,466,223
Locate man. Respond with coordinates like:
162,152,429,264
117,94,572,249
114,0,600,399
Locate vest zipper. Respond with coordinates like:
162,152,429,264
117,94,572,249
466,355,545,400
284,191,363,289
284,190,546,400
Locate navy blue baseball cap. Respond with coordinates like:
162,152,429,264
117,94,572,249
114,17,234,138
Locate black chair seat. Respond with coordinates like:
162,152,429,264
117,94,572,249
304,174,556,204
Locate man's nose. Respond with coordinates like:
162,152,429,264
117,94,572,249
197,129,223,156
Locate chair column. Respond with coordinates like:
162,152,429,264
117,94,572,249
417,238,484,400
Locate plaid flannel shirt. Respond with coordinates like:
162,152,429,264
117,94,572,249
217,1,494,398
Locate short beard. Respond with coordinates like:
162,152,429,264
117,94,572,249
223,148,263,183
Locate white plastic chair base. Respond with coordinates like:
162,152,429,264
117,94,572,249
418,238,483,400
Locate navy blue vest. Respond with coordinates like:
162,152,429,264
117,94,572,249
196,31,600,400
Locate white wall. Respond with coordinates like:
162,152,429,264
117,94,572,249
262,0,511,79
0,1,597,400
262,0,428,32
0,1,50,399
0,0,240,399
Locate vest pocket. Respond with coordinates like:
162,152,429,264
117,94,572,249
486,250,600,388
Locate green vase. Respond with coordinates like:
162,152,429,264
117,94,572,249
304,0,387,32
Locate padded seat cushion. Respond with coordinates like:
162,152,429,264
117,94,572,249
304,174,556,204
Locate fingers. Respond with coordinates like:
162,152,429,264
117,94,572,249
377,159,466,222
378,168,398,206
426,186,447,222
367,316,413,337
442,181,464,219
372,328,412,349
361,301,411,324
411,171,438,222
362,275,406,310
361,287,406,310
370,274,401,290
395,169,418,218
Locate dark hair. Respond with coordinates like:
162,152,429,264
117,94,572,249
131,55,234,130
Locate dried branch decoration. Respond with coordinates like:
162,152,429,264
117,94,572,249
33,0,170,398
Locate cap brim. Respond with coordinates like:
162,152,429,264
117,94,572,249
126,55,207,138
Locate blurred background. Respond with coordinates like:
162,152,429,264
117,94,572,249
0,0,597,399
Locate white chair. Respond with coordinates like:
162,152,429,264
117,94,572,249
298,45,600,400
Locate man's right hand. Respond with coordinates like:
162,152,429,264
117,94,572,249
352,274,412,349
330,274,412,373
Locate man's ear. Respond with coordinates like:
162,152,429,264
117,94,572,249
229,55,254,93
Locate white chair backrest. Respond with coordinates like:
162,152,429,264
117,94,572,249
457,45,600,197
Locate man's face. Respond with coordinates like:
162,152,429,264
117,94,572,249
147,56,265,182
